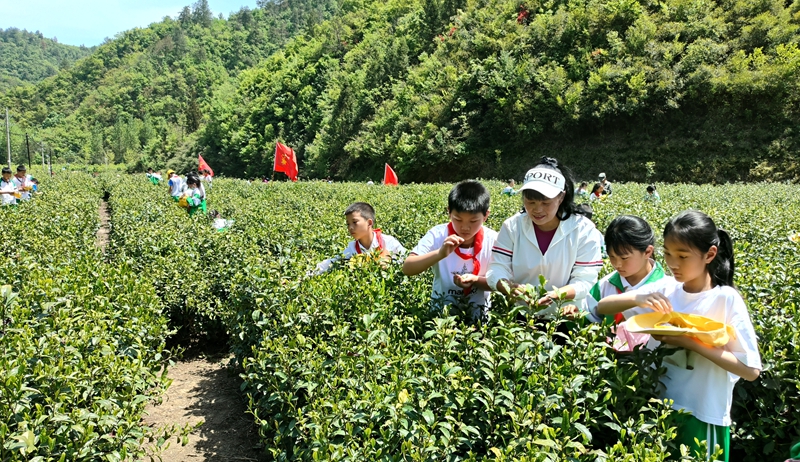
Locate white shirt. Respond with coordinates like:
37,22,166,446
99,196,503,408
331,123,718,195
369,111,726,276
315,231,406,273
487,212,603,314
585,260,665,321
12,175,32,200
185,186,205,206
0,179,16,206
203,174,213,190
169,176,184,197
213,218,233,230
411,224,498,316
627,277,762,426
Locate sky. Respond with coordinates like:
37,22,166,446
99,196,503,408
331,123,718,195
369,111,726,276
0,0,260,47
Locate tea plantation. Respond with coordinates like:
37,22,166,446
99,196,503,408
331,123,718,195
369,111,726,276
1,173,798,461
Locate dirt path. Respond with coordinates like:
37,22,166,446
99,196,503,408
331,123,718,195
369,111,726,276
141,354,266,461
96,200,110,250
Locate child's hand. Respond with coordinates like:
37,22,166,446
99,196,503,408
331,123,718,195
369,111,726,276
378,249,392,269
438,235,464,259
635,292,673,314
561,304,580,318
453,273,478,289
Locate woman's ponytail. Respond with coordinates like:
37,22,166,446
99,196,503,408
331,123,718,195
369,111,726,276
709,228,734,287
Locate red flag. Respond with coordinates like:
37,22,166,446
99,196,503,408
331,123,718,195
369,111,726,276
274,141,298,182
198,155,214,176
383,163,398,186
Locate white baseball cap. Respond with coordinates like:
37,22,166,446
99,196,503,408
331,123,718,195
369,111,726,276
519,167,566,199
599,172,606,179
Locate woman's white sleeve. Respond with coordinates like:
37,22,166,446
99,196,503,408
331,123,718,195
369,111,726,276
486,220,515,291
569,227,604,300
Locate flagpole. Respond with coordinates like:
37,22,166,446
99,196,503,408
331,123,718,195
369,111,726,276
272,139,277,181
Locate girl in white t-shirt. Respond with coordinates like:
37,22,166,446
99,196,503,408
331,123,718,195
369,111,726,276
597,210,761,461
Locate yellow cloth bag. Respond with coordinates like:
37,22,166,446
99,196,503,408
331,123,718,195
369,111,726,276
177,195,189,208
626,312,736,347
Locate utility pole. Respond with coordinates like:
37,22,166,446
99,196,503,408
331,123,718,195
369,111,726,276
5,108,10,169
41,140,45,169
25,133,31,169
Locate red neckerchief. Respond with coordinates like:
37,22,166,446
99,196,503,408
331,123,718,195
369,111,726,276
355,229,385,254
447,223,483,295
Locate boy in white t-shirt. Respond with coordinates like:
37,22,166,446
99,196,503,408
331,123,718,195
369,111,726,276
12,165,33,201
0,167,18,206
403,180,498,320
201,169,213,191
166,170,184,201
315,202,406,273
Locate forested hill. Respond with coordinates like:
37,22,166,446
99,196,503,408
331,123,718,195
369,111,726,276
0,0,337,167
0,28,94,92
3,0,800,183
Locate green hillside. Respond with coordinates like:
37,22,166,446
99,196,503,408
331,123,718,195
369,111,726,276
3,0,800,182
0,28,94,92
0,0,336,167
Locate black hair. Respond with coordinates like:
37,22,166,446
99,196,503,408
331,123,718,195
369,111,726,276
448,180,490,215
605,215,655,256
186,174,200,187
16,165,26,172
147,167,154,172
591,183,603,195
646,185,656,193
2,167,11,175
579,181,588,188
344,202,376,224
576,203,593,219
664,210,734,287
520,157,577,220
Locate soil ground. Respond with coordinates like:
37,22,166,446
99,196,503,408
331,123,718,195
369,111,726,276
140,353,267,462
100,198,266,462
96,200,110,250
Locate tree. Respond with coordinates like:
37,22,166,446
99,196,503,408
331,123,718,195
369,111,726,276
192,0,213,28
90,126,106,164
178,6,192,27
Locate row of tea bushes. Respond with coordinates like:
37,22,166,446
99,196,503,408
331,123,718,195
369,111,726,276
0,174,171,461
104,175,800,460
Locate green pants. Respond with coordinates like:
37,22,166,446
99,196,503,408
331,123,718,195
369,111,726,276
672,414,729,461
188,199,207,216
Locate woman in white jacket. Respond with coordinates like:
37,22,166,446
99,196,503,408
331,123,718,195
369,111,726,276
487,157,604,316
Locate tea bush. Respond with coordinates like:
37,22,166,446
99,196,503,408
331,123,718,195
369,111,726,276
15,174,798,460
0,174,171,461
